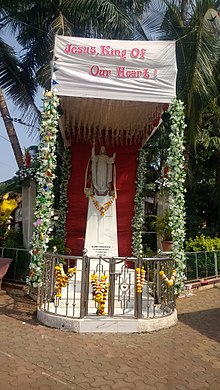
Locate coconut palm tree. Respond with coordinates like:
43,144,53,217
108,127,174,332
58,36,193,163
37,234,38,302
133,0,220,233
0,36,40,168
0,0,147,89
0,0,148,167
135,0,220,145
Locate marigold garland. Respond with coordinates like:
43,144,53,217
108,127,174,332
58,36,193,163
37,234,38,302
90,194,115,217
136,267,146,293
55,264,77,298
91,273,109,315
159,269,176,287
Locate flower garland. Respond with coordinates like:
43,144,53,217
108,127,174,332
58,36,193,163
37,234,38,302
17,167,36,184
27,91,60,288
155,177,169,191
17,148,36,185
132,148,147,256
167,99,186,294
136,267,146,293
56,149,71,239
159,269,176,287
90,194,115,217
55,264,77,298
91,273,109,315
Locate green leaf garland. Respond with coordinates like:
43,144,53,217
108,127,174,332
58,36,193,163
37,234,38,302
28,91,60,287
167,98,186,294
56,148,71,239
132,148,147,256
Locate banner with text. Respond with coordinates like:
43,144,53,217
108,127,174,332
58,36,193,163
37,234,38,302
53,36,177,103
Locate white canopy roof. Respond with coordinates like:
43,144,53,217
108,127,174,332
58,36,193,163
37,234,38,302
52,36,177,146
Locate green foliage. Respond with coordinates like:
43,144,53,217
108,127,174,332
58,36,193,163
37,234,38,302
185,251,219,280
185,146,218,237
29,92,60,287
185,234,220,252
149,211,172,241
167,99,186,294
0,177,21,196
143,123,170,198
132,148,147,256
0,224,7,246
0,36,39,123
56,148,71,239
3,228,24,249
48,237,71,255
142,246,157,258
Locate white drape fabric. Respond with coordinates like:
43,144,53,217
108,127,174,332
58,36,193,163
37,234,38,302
53,36,177,103
52,36,177,146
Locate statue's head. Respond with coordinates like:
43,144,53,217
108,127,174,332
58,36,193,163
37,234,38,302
100,146,106,154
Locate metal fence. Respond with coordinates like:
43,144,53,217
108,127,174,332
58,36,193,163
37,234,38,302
39,253,175,319
0,247,31,282
185,251,220,282
1,245,219,287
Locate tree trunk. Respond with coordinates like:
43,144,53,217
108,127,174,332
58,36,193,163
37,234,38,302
0,88,23,168
180,0,188,23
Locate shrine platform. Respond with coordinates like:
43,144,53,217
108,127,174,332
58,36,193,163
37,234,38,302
37,253,177,333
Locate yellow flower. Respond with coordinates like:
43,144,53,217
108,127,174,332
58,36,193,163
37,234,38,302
95,293,102,302
68,267,77,274
29,269,35,277
159,270,164,276
168,280,174,287
44,91,53,98
55,265,61,271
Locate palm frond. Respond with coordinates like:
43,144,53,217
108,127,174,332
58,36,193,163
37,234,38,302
132,0,167,40
0,37,40,125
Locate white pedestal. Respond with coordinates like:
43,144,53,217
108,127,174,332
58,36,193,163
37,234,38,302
84,196,118,257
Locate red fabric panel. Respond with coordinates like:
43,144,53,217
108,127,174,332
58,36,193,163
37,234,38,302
65,142,140,256
65,143,91,255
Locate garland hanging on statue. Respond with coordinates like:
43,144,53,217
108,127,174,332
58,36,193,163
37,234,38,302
90,194,115,217
167,99,186,294
27,91,60,287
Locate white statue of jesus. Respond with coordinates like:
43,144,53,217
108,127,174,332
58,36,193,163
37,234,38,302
84,145,118,257
91,146,116,196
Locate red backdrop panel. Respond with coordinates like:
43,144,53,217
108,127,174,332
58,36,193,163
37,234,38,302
65,142,140,256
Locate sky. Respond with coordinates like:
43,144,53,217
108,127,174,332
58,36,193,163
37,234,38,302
0,31,42,183
0,97,41,182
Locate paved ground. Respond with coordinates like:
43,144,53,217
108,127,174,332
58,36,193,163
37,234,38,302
0,287,219,390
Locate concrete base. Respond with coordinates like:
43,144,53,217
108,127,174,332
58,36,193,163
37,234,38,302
37,309,178,333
